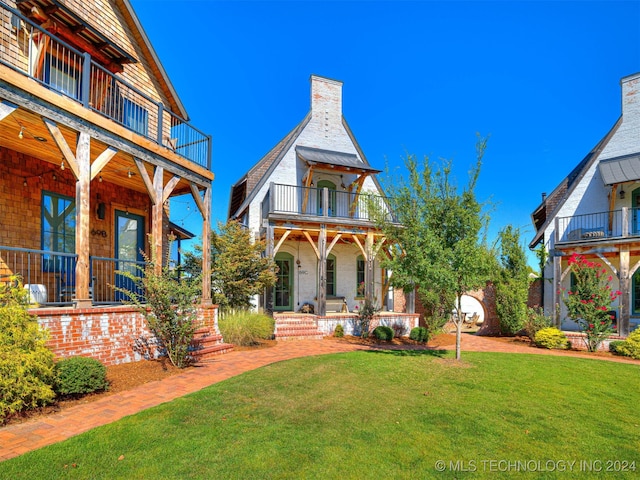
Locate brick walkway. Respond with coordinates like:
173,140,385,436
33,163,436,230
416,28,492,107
1,334,639,461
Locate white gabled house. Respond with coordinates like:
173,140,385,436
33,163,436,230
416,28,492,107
228,75,417,337
530,72,640,336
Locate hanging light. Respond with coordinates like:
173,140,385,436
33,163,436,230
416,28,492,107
127,170,132,178
23,177,27,187
18,126,24,140
99,175,103,183
60,159,65,171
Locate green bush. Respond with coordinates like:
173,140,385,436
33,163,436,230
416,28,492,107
615,329,640,359
373,325,394,341
523,308,551,344
609,340,626,356
334,324,344,338
534,327,569,350
54,356,109,396
409,327,429,343
219,311,274,346
0,278,56,421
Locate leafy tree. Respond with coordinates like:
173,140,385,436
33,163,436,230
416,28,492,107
183,220,277,310
379,136,493,360
495,225,530,335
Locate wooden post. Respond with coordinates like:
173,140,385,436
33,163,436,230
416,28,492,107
620,245,630,336
264,223,274,315
201,186,212,304
317,224,327,316
364,231,375,304
74,132,91,307
553,254,562,328
152,166,164,274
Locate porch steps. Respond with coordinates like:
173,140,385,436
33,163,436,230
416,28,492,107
275,316,324,341
189,326,234,363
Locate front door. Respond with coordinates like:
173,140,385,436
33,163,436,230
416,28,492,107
114,210,145,301
273,252,293,311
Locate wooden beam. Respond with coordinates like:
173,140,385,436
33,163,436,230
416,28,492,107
326,233,342,255
349,175,368,217
609,184,618,233
190,183,206,216
134,157,156,204
44,118,79,178
152,167,164,273
301,166,314,214
303,231,320,259
274,230,291,255
352,234,367,259
201,186,212,304
74,132,91,306
162,176,181,204
90,146,117,181
317,224,327,316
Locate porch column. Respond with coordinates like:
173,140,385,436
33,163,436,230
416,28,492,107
317,224,327,316
264,223,274,314
201,186,212,304
74,132,91,307
553,253,562,328
364,231,375,304
620,245,630,336
152,167,164,274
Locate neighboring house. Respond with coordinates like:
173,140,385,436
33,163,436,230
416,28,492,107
529,72,640,337
228,75,409,320
0,0,221,364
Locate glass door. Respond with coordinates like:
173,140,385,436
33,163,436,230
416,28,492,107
274,252,293,311
114,210,145,301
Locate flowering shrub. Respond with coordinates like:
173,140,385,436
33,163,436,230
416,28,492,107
535,327,569,350
563,253,620,352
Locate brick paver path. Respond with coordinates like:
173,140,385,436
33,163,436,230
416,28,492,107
1,334,639,461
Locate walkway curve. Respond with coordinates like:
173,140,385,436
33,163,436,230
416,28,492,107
1,335,639,461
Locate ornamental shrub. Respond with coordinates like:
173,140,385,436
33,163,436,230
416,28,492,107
615,329,640,360
334,324,344,338
373,325,394,341
54,356,109,396
0,278,56,421
609,340,626,356
535,327,569,350
563,253,620,352
219,310,274,346
409,327,429,343
357,299,379,338
523,308,551,344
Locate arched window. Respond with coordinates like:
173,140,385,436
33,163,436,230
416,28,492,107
356,255,365,297
317,180,337,217
326,253,336,297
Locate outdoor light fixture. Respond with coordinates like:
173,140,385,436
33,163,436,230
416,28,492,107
99,175,103,183
18,126,24,139
60,159,65,171
23,177,27,187
620,188,626,199
52,172,57,181
127,170,133,178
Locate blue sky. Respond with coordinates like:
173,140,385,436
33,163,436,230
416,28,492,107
131,0,640,265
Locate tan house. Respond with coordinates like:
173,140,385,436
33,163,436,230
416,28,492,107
0,0,223,364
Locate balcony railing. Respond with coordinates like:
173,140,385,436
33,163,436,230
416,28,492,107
264,183,396,223
555,207,640,243
0,246,147,306
0,2,211,170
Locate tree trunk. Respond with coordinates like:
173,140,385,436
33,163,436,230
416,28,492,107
455,294,462,360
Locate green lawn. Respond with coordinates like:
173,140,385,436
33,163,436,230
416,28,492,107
1,350,639,479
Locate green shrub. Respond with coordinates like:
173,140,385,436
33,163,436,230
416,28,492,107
609,340,626,356
409,327,429,343
334,324,344,338
54,356,109,396
373,325,394,341
615,329,640,359
534,327,569,350
219,311,274,346
0,278,56,421
523,308,551,344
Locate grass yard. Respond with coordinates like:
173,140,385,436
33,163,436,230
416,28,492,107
1,350,639,479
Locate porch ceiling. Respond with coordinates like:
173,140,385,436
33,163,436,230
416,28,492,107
2,107,194,196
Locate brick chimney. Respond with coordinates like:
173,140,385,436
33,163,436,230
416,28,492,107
310,75,343,135
621,72,640,122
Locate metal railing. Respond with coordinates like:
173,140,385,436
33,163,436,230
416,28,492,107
0,246,147,306
0,1,211,170
267,183,396,223
0,246,77,306
555,208,640,243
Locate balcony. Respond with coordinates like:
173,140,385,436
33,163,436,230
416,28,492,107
263,183,396,224
0,245,147,306
0,1,211,170
556,208,640,244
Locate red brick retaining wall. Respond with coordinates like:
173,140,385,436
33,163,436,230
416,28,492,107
32,304,218,366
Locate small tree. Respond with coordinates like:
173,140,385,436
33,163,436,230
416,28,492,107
116,238,201,368
495,225,529,335
183,220,277,311
380,135,493,360
0,277,55,420
563,253,620,352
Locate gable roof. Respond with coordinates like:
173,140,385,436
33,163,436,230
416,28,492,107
529,117,622,249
